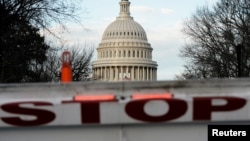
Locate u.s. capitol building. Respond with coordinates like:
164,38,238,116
92,0,158,81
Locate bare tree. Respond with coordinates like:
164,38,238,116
0,0,82,32
0,0,84,83
30,44,94,82
70,45,94,81
178,0,250,79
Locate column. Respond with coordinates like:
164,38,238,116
155,68,157,80
110,66,113,81
95,68,97,80
152,68,155,80
121,66,123,80
107,67,109,81
126,66,129,79
154,68,156,80
150,67,153,80
104,67,107,81
100,67,103,80
137,66,140,80
131,66,134,80
147,67,150,81
92,68,95,80
115,66,118,81
142,67,145,80
94,68,96,80
98,67,101,80
96,68,98,80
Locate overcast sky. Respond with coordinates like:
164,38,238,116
60,0,219,80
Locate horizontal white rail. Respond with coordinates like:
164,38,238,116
0,78,250,128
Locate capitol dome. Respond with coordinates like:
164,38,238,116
102,19,148,42
92,0,158,81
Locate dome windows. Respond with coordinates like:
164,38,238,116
98,47,152,60
104,31,147,40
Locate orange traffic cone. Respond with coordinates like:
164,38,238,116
61,50,72,83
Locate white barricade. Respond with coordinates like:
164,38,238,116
1,79,250,127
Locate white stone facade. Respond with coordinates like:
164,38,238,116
92,0,158,81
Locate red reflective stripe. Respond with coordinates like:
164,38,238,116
74,95,115,101
132,93,173,100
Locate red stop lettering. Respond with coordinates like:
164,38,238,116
193,96,246,120
62,101,101,124
125,99,187,122
1,101,55,126
80,102,100,124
